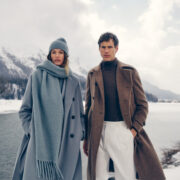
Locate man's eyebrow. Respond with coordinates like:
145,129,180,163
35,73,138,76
101,45,113,48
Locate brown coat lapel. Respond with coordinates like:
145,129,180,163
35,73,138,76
92,60,133,129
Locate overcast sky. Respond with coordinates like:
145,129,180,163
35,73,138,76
0,0,180,94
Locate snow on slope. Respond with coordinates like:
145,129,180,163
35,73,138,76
0,47,87,78
0,48,24,76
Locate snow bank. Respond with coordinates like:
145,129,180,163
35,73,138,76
164,166,180,180
0,99,22,114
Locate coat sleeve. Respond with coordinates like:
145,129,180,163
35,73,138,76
19,75,33,136
76,82,86,140
84,72,91,140
131,69,148,132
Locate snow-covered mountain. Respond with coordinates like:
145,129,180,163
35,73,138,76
0,47,86,99
0,47,44,79
142,81,180,101
0,47,180,101
0,47,88,79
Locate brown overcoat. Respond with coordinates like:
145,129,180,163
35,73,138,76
84,59,165,180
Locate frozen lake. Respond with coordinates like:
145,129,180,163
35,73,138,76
0,102,180,180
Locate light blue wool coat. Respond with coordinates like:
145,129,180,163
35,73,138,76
12,61,85,180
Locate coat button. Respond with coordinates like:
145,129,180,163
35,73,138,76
95,82,98,86
70,134,74,138
72,97,75,101
72,115,75,119
93,97,95,100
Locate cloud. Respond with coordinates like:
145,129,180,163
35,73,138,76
0,0,180,93
80,0,180,93
112,4,118,10
0,0,97,66
134,0,180,92
78,0,94,5
138,0,174,46
79,12,127,43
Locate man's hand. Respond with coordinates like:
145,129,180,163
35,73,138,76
83,140,88,156
130,128,137,137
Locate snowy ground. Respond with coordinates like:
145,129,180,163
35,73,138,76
164,166,180,180
0,99,22,114
0,100,180,179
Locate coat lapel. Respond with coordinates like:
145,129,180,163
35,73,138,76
116,61,133,128
92,60,133,128
116,61,132,99
94,66,105,105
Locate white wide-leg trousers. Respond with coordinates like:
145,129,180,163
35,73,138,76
96,121,137,180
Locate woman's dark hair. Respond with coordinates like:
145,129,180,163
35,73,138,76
98,32,119,47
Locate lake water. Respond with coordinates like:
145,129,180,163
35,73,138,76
0,103,180,180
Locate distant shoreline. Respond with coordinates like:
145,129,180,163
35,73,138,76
0,100,180,114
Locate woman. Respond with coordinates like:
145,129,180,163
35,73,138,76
12,38,85,180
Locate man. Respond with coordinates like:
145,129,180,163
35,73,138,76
83,32,165,180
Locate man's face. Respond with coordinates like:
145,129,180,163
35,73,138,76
99,39,118,61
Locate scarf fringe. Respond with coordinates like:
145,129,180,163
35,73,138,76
37,160,63,180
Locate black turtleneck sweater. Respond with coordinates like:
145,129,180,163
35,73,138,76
101,59,123,122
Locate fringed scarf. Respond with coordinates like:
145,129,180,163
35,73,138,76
31,60,70,179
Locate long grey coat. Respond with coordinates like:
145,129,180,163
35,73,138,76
12,71,85,180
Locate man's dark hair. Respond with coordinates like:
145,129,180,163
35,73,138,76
98,32,119,47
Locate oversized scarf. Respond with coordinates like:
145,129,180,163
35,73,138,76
31,60,70,179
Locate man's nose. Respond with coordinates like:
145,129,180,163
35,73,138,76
104,48,109,53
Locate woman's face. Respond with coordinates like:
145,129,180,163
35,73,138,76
51,49,64,66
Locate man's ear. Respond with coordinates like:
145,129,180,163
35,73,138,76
115,45,119,53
